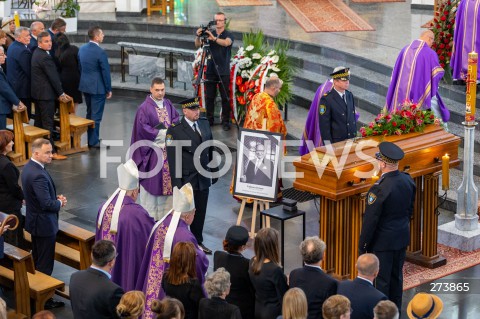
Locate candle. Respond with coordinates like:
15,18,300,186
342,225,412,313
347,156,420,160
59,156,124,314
442,154,450,190
13,11,20,28
371,172,379,183
465,51,477,124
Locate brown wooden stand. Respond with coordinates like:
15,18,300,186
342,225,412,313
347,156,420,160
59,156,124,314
236,198,271,237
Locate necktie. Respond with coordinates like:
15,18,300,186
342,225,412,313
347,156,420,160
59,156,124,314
193,123,202,140
342,94,347,104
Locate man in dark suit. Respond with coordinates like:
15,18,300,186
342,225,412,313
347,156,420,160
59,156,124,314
31,31,71,160
166,97,217,254
70,240,124,319
47,18,66,59
78,25,112,148
21,138,67,309
6,26,32,118
0,47,26,129
318,66,357,144
337,254,387,319
28,21,45,53
289,236,338,319
241,143,274,187
358,142,416,311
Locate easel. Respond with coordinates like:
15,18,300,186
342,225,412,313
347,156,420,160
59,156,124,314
235,119,274,237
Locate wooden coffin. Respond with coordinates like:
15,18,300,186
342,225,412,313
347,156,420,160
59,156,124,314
293,125,461,199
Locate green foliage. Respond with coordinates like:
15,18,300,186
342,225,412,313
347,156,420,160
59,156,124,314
55,0,80,18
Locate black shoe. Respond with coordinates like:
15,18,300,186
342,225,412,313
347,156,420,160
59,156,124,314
222,122,231,131
44,298,65,309
198,243,212,255
89,142,111,150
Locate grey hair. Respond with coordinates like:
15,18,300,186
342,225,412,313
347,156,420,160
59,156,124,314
204,267,231,298
14,26,29,38
299,236,326,265
357,253,380,276
0,46,4,53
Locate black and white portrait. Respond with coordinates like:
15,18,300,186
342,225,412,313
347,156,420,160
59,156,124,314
233,129,282,201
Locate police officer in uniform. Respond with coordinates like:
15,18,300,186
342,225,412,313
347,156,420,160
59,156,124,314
358,142,416,312
166,97,216,254
318,66,357,143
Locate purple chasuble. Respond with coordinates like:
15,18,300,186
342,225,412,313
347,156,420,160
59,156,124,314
135,213,209,319
95,195,155,292
130,96,180,196
299,80,333,155
451,0,480,81
385,39,450,122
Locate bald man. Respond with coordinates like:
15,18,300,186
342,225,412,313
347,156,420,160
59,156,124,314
385,30,450,123
28,21,45,53
337,254,387,319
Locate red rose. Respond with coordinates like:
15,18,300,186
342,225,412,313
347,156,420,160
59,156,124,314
447,24,451,29
443,38,449,44
430,114,435,119
410,127,415,132
236,76,243,86
447,33,452,38
392,121,397,127
451,18,455,23
237,96,246,105
439,55,445,61
249,81,255,89
361,132,366,137
441,16,446,21
239,84,246,93
447,1,451,5
440,63,445,68
440,43,445,49
247,91,254,101
400,124,406,130
373,131,378,135
382,130,388,135
448,51,452,57
439,32,444,36
444,11,449,15
446,44,450,49
435,12,439,16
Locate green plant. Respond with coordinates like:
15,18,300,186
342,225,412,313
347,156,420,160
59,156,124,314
55,0,80,18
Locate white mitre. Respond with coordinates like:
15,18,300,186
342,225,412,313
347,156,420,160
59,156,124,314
97,159,139,233
151,183,195,262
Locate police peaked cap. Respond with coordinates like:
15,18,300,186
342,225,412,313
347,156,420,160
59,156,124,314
180,97,200,109
375,142,404,164
330,67,350,80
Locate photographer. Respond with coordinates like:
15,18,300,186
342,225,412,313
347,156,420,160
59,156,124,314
195,12,234,131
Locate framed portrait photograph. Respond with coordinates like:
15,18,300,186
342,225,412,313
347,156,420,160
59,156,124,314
233,128,282,201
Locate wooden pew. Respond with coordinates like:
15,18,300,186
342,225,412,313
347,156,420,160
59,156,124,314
24,220,95,271
55,101,94,154
0,243,65,317
6,108,50,166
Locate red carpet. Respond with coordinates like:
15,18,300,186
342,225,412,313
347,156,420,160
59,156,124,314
277,0,374,32
403,244,480,290
216,0,273,6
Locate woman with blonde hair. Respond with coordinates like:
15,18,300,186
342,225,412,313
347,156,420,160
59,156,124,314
116,290,146,319
162,242,204,319
279,288,308,319
151,298,185,319
249,227,289,319
1,18,15,48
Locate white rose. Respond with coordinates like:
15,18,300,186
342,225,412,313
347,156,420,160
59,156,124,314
246,45,254,51
271,55,279,63
252,53,262,59
271,66,281,72
267,50,275,56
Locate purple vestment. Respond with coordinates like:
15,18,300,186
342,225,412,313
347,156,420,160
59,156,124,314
451,0,480,81
135,213,209,319
385,39,450,122
299,80,333,155
130,96,180,196
95,195,155,292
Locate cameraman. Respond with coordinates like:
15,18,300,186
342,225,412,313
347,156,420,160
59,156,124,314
195,12,234,131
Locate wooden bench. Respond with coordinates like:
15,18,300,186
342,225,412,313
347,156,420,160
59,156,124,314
0,243,65,317
55,101,94,155
147,0,174,16
24,220,95,272
6,107,50,166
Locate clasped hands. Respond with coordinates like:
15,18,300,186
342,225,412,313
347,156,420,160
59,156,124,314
58,94,73,103
57,194,68,207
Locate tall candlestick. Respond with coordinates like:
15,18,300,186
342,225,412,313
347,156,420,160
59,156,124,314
465,51,477,124
442,154,450,190
13,11,20,28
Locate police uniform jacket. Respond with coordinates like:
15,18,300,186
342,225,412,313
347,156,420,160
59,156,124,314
318,89,356,143
166,117,214,191
358,170,416,254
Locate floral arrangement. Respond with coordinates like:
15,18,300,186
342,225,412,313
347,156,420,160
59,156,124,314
229,30,296,123
428,0,459,71
359,101,442,137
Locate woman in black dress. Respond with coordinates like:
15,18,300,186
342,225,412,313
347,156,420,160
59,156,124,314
162,242,204,319
55,32,82,114
249,227,289,319
0,130,25,248
214,225,254,319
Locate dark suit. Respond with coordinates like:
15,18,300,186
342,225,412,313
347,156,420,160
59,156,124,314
214,251,255,319
198,297,242,319
337,277,387,319
0,68,20,129
243,158,274,187
318,89,356,143
6,40,32,117
70,267,124,319
78,41,112,146
28,36,38,53
31,48,64,149
21,159,61,275
358,170,416,310
289,265,338,319
166,117,214,244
